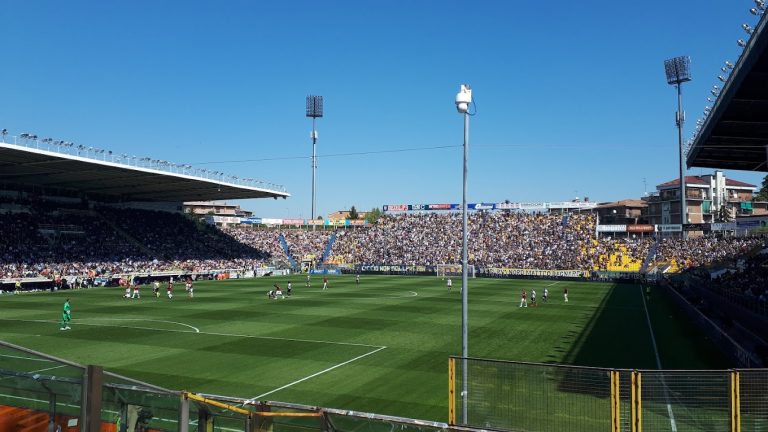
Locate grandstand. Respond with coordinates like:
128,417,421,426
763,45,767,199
3,8,768,431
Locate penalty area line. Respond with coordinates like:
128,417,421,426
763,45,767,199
247,346,387,402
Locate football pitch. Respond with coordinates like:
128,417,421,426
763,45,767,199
0,275,730,421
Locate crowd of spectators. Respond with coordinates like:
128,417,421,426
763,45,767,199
694,254,768,315
0,202,280,279
656,236,763,270
2,196,765,281
330,212,601,269
330,213,763,271
220,227,333,265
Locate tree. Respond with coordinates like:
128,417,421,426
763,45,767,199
716,205,733,223
349,206,359,220
365,207,383,224
754,174,768,202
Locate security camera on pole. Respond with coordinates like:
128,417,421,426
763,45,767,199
455,84,472,425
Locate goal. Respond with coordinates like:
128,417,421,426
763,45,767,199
436,263,475,278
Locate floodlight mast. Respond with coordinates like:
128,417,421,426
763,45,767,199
664,56,691,236
455,84,472,425
306,95,324,231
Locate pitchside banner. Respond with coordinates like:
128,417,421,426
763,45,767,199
359,265,430,273
483,268,589,278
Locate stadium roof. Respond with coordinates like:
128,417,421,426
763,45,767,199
594,199,648,209
656,175,756,189
0,143,290,202
686,14,768,171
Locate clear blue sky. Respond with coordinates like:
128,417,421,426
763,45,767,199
1,1,763,218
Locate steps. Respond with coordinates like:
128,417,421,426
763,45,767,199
277,234,299,268
640,241,658,274
321,232,337,263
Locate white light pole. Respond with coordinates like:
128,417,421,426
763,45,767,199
455,84,472,424
306,95,324,231
664,56,691,235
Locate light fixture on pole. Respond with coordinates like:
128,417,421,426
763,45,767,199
664,56,691,232
306,95,324,231
455,83,472,425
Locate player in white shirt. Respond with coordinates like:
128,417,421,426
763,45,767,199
531,289,536,306
543,288,549,303
447,278,453,291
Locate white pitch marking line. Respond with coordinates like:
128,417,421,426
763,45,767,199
29,364,68,374
247,346,387,402
0,353,54,362
76,318,200,333
545,281,560,287
639,286,678,432
0,318,383,348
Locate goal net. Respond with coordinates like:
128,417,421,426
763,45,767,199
436,263,475,278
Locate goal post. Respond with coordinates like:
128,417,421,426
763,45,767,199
436,263,475,278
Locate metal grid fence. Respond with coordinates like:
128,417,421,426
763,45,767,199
639,370,729,432
450,357,768,432
452,357,613,432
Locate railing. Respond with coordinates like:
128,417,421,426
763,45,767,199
450,357,768,432
0,340,491,432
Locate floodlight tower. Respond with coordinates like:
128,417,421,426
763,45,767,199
664,56,691,233
455,84,472,424
306,95,324,230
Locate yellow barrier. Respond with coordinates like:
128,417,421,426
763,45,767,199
448,358,456,425
731,371,740,432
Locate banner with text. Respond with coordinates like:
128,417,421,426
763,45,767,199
481,268,590,278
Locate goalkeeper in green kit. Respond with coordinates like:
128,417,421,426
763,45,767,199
60,299,72,331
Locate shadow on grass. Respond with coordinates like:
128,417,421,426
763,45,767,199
561,282,657,369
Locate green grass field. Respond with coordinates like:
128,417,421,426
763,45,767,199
0,275,730,422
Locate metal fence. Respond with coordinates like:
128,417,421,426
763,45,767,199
450,357,768,432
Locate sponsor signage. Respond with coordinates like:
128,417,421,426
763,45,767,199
711,222,737,231
735,218,768,230
383,204,408,212
597,224,626,232
516,202,546,209
261,218,282,225
428,203,456,210
548,201,598,209
657,224,682,232
468,203,495,210
626,224,654,233
282,218,304,226
683,223,711,232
